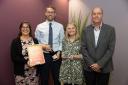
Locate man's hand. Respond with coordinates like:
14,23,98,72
41,44,52,51
90,63,101,72
52,51,61,61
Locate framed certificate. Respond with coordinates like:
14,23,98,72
27,44,45,67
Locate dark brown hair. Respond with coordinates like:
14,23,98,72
18,21,32,38
45,5,56,12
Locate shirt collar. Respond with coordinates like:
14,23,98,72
92,22,103,31
46,20,55,24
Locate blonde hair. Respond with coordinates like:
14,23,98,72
65,23,80,41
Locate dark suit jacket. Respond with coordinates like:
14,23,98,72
81,24,116,73
11,37,38,75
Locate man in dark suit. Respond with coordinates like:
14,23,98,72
81,7,116,85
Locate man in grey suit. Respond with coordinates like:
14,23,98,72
81,7,116,85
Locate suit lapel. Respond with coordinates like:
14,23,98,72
89,26,95,48
96,24,106,48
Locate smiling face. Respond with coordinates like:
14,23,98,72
91,7,103,25
66,24,77,37
45,7,56,21
18,22,32,37
21,23,30,36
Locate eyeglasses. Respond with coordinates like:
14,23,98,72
22,26,29,28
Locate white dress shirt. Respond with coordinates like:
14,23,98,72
94,28,100,47
35,20,64,51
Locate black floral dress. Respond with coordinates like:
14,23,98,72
15,39,39,85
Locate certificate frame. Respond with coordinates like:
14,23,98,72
27,44,45,67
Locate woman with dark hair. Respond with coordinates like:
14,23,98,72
11,22,39,85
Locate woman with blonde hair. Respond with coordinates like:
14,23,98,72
59,23,84,85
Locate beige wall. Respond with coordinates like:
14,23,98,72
69,0,89,22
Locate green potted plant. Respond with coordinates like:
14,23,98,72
70,11,89,39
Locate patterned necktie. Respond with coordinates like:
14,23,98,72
48,23,53,48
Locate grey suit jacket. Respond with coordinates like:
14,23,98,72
81,24,116,73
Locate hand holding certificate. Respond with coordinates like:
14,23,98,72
27,44,45,67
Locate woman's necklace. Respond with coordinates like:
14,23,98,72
68,35,76,43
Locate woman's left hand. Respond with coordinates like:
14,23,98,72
73,55,80,60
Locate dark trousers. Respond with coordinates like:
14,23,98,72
84,71,110,85
38,53,61,85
